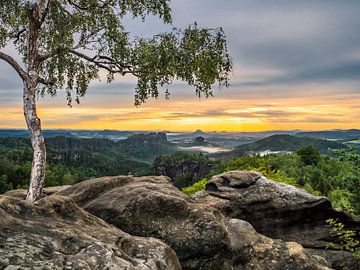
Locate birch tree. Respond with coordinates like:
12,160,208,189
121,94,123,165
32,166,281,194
0,0,232,202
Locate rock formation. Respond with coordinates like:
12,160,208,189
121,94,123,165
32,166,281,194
57,175,335,270
154,160,212,187
57,175,231,270
3,185,71,199
194,136,205,144
226,219,331,270
122,132,168,146
0,195,181,270
1,171,359,269
193,170,360,269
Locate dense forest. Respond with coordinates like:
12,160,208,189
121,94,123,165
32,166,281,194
0,134,175,192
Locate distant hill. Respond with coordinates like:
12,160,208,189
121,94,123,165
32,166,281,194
296,129,360,141
0,129,140,141
216,134,348,159
0,129,75,138
0,133,177,183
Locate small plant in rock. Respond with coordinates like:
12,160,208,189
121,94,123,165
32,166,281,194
326,218,360,261
181,178,208,196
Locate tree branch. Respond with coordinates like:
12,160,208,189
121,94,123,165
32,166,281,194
38,46,66,62
38,28,105,62
70,49,136,75
37,0,51,24
67,0,111,10
0,51,27,81
37,76,54,85
13,28,26,44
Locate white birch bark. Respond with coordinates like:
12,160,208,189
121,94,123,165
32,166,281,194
24,82,46,202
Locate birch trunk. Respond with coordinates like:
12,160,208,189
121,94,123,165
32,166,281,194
25,5,46,202
24,80,46,202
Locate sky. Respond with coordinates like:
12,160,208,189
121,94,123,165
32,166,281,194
1,0,360,132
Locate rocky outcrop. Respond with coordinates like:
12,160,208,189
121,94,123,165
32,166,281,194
57,175,334,270
58,175,231,270
0,195,181,270
193,171,360,269
154,161,212,187
3,172,355,269
226,219,331,270
194,136,205,144
153,153,212,187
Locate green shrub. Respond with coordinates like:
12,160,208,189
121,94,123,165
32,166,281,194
326,218,360,260
328,189,355,214
303,183,322,196
182,178,208,196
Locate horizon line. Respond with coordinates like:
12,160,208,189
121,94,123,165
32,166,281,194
0,128,359,133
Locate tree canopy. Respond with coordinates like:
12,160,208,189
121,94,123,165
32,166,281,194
0,0,232,105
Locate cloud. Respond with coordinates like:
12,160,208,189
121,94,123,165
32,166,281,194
1,0,360,130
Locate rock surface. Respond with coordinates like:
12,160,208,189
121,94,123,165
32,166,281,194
3,172,357,269
0,195,181,270
57,175,336,270
58,175,231,270
226,219,331,270
3,185,71,200
193,170,360,269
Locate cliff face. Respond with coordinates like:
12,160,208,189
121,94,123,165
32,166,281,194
154,160,212,187
2,172,359,270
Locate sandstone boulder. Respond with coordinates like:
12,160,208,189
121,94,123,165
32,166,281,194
58,175,231,270
227,219,331,270
193,170,360,269
0,195,181,270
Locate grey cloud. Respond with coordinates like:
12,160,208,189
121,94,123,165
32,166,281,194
1,0,360,114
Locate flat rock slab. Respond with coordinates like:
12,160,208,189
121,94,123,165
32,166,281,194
0,195,181,270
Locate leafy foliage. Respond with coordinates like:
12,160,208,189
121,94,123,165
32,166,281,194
223,155,298,186
1,0,231,105
333,148,360,214
326,218,360,260
181,178,208,196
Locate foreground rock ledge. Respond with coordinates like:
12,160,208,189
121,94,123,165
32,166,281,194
3,172,358,269
57,175,334,270
0,195,181,270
